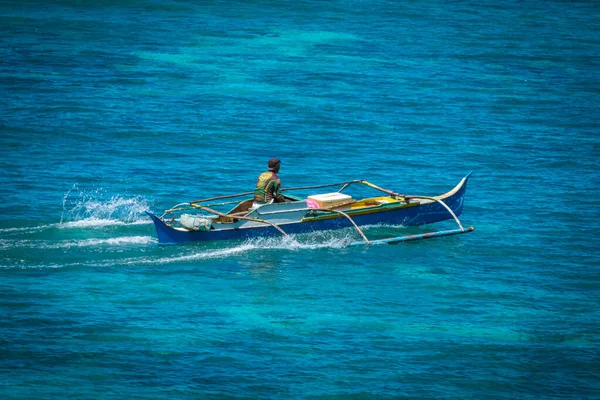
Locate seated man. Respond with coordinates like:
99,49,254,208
253,158,285,209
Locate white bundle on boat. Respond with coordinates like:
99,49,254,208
180,214,213,231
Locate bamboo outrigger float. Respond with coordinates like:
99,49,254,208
146,173,474,246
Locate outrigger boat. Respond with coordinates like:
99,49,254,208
147,173,474,246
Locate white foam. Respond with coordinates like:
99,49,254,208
71,236,156,247
0,218,152,235
58,218,152,229
0,236,156,250
0,224,57,233
0,262,64,270
60,188,151,226
1,190,153,235
0,231,362,269
89,234,356,267
243,234,351,250
87,244,255,267
150,244,256,264
361,223,407,229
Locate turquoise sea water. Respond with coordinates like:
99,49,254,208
1,0,599,398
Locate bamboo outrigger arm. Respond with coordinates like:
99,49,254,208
321,208,370,245
404,195,465,232
320,193,466,245
344,195,473,247
357,182,465,232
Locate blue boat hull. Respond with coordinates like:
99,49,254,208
148,173,471,244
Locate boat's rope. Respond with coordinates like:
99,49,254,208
191,204,288,237
404,196,465,232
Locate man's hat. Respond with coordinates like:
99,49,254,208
268,158,281,171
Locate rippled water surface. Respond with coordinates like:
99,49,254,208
1,0,599,398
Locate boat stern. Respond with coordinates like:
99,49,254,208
146,211,194,244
